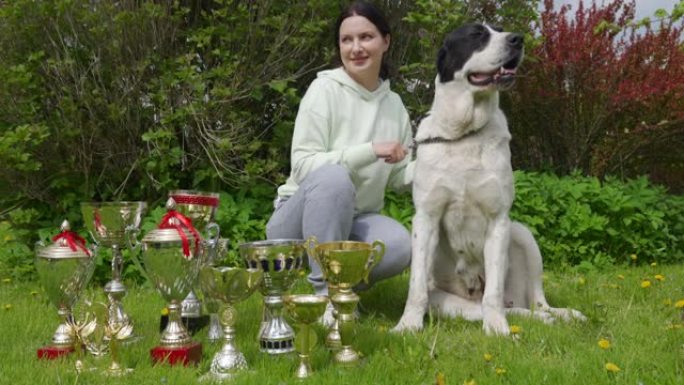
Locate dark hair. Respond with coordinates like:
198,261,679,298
334,1,391,79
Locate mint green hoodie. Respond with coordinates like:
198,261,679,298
277,67,415,213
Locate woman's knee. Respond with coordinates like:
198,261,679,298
305,164,355,200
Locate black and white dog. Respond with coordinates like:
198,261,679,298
393,23,585,335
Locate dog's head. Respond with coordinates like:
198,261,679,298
437,23,523,90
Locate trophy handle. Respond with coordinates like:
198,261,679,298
124,226,150,283
305,235,319,266
364,240,386,284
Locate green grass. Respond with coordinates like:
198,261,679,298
1,264,683,384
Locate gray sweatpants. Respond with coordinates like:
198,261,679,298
266,164,411,295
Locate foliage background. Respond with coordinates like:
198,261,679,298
1,0,683,281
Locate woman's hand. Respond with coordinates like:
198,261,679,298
373,141,408,164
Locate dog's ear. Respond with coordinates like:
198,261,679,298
437,46,452,83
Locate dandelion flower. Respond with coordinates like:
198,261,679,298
435,373,446,385
598,338,611,349
495,368,507,375
630,254,637,261
509,325,522,334
605,362,620,372
483,353,493,362
617,274,625,280
654,274,665,281
578,277,586,285
640,280,651,288
160,307,169,316
675,299,684,309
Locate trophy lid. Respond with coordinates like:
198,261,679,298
38,220,92,260
142,227,195,244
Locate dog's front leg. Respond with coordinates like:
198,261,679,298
482,216,511,336
392,211,439,332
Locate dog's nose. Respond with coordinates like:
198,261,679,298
507,33,523,49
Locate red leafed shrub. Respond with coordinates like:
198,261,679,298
506,0,684,191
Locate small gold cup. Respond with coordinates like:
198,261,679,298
284,294,328,379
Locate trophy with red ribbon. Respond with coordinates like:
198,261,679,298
35,220,97,359
127,198,207,365
167,190,221,334
81,201,147,340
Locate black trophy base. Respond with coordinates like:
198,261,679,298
160,314,209,335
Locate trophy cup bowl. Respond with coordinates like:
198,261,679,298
129,223,203,366
284,294,328,379
35,220,97,359
199,266,263,381
168,190,221,328
80,201,147,339
306,238,385,366
239,239,306,354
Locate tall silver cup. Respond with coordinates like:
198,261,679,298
239,239,305,354
81,201,146,338
35,220,96,356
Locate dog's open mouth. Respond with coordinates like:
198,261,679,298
468,55,521,88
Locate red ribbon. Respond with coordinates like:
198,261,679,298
170,194,219,208
158,210,201,258
52,231,91,256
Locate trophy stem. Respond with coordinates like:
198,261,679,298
104,245,133,340
160,302,191,346
295,325,314,379
52,307,75,346
331,291,361,366
260,295,295,354
325,286,341,350
208,305,247,379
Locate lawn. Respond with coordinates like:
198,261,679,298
1,263,682,384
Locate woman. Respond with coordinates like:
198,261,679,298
266,1,414,299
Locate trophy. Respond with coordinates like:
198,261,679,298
198,265,263,381
239,239,306,354
81,201,146,339
284,294,329,379
167,190,221,333
306,237,385,366
35,220,97,359
127,198,204,365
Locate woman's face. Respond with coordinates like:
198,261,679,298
338,14,390,90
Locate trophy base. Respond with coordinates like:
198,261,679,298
37,345,75,360
150,342,202,366
160,315,209,335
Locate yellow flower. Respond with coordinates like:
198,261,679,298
4,304,11,311
598,338,611,350
160,307,169,316
654,274,665,281
463,380,476,385
495,368,507,375
577,277,586,285
483,353,493,362
605,362,621,373
617,274,625,280
435,373,446,385
675,299,684,309
2,278,11,284
650,262,657,267
640,280,651,288
630,254,637,261
509,325,522,334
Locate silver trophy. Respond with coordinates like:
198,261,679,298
80,201,146,339
239,239,306,354
35,220,97,359
127,198,205,365
168,190,220,327
199,266,263,380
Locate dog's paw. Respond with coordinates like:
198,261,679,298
546,307,587,322
532,310,556,324
391,312,425,333
483,310,509,336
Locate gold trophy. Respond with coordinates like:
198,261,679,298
198,265,263,381
35,220,97,360
306,237,385,366
284,294,328,379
